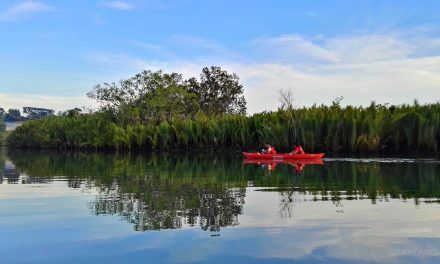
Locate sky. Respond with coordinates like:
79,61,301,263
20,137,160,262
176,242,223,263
0,0,439,114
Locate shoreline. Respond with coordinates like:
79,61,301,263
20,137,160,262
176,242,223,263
2,146,438,160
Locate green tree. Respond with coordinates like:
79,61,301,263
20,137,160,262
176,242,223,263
87,70,199,124
65,108,82,118
147,85,200,123
186,66,247,115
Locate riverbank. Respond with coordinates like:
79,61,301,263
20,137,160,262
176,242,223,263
5,102,440,154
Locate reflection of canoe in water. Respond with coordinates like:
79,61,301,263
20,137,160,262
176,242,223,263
242,152,325,160
243,159,324,166
243,158,323,173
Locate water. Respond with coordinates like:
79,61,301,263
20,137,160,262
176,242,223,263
0,149,439,263
4,121,24,131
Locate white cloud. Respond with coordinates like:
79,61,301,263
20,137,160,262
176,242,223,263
100,1,135,11
0,0,56,21
6,33,439,114
251,35,339,64
250,33,421,65
325,34,414,63
237,33,440,112
233,57,440,114
84,51,440,114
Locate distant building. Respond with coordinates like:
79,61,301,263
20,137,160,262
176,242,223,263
23,107,55,119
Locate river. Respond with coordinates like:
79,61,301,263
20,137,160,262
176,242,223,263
0,149,439,263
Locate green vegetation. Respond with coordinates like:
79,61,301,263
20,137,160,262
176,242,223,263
7,101,440,153
0,131,10,146
86,66,246,125
0,107,55,122
0,116,5,132
5,67,440,153
0,113,7,144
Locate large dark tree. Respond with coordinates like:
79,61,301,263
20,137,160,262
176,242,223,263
88,70,183,113
87,70,199,124
186,66,247,115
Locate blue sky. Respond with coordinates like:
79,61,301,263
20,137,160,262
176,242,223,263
0,0,439,113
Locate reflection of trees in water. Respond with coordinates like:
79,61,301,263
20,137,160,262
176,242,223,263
89,184,245,232
275,161,440,218
5,149,440,226
6,150,249,231
198,188,244,231
0,148,45,184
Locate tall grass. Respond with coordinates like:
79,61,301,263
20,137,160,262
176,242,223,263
7,102,440,153
0,131,10,146
0,116,5,132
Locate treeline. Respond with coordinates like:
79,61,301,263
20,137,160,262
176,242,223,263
0,107,56,122
7,101,440,153
5,67,440,153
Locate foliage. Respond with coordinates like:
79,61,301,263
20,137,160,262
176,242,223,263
87,70,198,124
7,102,440,154
87,67,247,125
0,131,10,145
186,66,247,115
65,108,83,117
0,114,5,132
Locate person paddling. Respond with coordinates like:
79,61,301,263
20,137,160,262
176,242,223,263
289,143,305,154
262,143,276,154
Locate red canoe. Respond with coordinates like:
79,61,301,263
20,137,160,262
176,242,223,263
243,159,324,165
242,152,325,160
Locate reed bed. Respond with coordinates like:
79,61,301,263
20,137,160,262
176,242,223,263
7,102,440,153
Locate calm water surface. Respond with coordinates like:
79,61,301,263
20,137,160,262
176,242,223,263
0,149,439,263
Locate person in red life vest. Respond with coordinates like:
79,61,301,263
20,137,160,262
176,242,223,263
262,143,276,154
290,143,305,154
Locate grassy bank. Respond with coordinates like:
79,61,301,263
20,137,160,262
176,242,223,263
6,102,440,154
